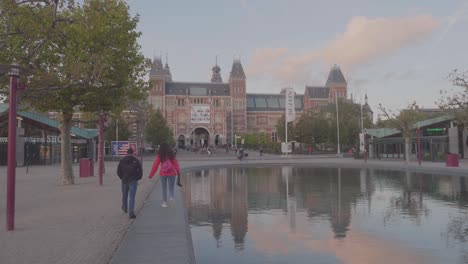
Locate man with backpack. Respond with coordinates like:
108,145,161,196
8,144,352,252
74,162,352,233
117,148,143,219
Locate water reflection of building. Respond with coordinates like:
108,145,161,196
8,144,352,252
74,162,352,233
229,169,248,250
183,168,248,249
185,167,380,249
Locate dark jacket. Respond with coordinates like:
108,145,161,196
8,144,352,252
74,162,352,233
117,155,143,183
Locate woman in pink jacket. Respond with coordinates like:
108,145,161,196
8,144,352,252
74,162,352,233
149,142,181,208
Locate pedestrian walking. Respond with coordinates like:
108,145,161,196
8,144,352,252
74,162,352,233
148,142,182,208
117,148,143,219
238,147,244,161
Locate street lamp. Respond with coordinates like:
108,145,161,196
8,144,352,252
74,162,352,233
98,110,104,186
0,64,28,231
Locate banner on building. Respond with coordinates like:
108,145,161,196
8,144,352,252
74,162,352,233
191,105,210,124
111,141,137,156
285,87,295,122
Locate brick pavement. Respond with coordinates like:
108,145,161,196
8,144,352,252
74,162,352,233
0,159,157,264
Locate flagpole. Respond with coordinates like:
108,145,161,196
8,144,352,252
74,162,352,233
335,91,341,156
116,119,119,143
285,113,288,144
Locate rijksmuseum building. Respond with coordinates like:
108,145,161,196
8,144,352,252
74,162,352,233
149,57,358,148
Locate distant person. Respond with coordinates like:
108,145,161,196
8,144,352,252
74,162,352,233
238,147,244,161
148,142,182,208
117,148,143,219
259,148,264,156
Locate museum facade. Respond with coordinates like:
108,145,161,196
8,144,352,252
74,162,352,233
149,57,350,148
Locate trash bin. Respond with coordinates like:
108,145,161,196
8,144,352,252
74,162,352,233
80,158,94,177
445,153,459,167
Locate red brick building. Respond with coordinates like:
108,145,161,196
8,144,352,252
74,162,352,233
149,57,347,148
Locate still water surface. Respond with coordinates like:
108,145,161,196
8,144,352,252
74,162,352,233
182,167,468,264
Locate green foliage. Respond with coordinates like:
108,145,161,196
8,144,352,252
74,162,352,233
295,110,331,147
243,133,271,149
438,69,468,124
0,0,150,113
275,114,295,142
145,109,174,146
104,117,132,142
323,98,373,147
423,152,431,161
0,1,150,183
436,151,445,161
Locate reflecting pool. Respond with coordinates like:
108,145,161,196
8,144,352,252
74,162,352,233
182,167,468,264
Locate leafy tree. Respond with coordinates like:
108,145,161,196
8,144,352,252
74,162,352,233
295,110,331,147
0,1,150,184
323,98,373,151
438,69,468,124
275,114,296,142
79,112,98,129
104,116,131,142
378,102,426,164
243,132,271,149
145,109,174,147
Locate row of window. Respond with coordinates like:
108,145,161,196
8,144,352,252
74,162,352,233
173,98,224,107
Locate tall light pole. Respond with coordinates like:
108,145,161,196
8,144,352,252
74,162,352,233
335,91,341,156
98,111,104,186
7,66,19,231
1,64,26,231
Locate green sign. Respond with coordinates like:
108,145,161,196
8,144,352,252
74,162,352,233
426,128,444,132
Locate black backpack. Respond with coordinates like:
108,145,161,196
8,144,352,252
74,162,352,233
118,157,142,181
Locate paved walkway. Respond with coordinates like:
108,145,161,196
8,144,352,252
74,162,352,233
0,160,157,264
2,151,468,264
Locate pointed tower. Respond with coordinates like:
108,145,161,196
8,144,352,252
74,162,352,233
164,54,172,82
149,56,166,111
362,93,373,123
211,58,222,83
326,64,347,102
229,58,247,138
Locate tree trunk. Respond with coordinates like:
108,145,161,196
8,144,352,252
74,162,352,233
404,137,411,164
59,111,74,185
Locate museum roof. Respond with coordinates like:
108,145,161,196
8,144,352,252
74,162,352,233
305,86,329,99
326,65,347,86
246,93,304,112
229,59,246,79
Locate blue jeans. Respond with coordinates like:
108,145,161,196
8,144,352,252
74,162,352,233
161,176,176,202
122,180,138,214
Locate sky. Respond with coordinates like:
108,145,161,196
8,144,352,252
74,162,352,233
126,0,468,114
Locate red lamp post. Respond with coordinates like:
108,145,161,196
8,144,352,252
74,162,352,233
98,111,104,186
140,132,144,164
417,126,421,166
1,64,26,231
364,128,368,163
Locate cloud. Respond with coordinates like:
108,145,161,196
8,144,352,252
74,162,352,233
247,15,440,84
434,0,468,47
246,48,288,77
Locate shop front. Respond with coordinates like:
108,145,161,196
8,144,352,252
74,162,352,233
0,104,98,166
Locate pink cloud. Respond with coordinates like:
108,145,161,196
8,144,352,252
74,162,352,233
247,15,440,84
246,48,288,77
